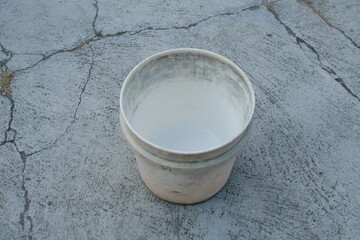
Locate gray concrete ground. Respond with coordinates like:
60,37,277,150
1,0,359,239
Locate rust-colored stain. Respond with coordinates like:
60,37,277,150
264,0,275,13
0,71,14,96
301,0,334,27
76,38,91,50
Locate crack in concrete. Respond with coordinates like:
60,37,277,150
20,53,46,57
74,45,94,119
27,125,69,157
0,43,15,71
331,26,360,50
334,78,360,101
299,0,360,50
18,47,81,72
0,43,12,56
26,45,94,156
92,0,100,36
264,0,360,102
102,1,284,38
26,124,72,157
16,147,33,240
4,96,15,141
28,215,33,240
0,75,18,147
16,1,282,73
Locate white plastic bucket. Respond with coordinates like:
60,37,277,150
120,48,255,204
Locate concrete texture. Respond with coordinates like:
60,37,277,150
95,0,261,35
0,0,359,239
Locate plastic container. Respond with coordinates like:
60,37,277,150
120,48,255,204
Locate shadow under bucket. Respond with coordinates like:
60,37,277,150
120,48,255,204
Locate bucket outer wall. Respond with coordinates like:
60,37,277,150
136,153,236,204
120,113,252,204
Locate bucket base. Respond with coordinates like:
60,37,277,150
136,153,236,204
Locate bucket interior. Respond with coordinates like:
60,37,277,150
122,51,253,153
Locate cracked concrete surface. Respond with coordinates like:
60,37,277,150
0,143,24,239
95,0,261,35
0,0,359,239
308,0,360,48
0,96,11,144
0,0,94,54
271,0,360,99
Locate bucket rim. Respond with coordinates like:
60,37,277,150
120,48,255,161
